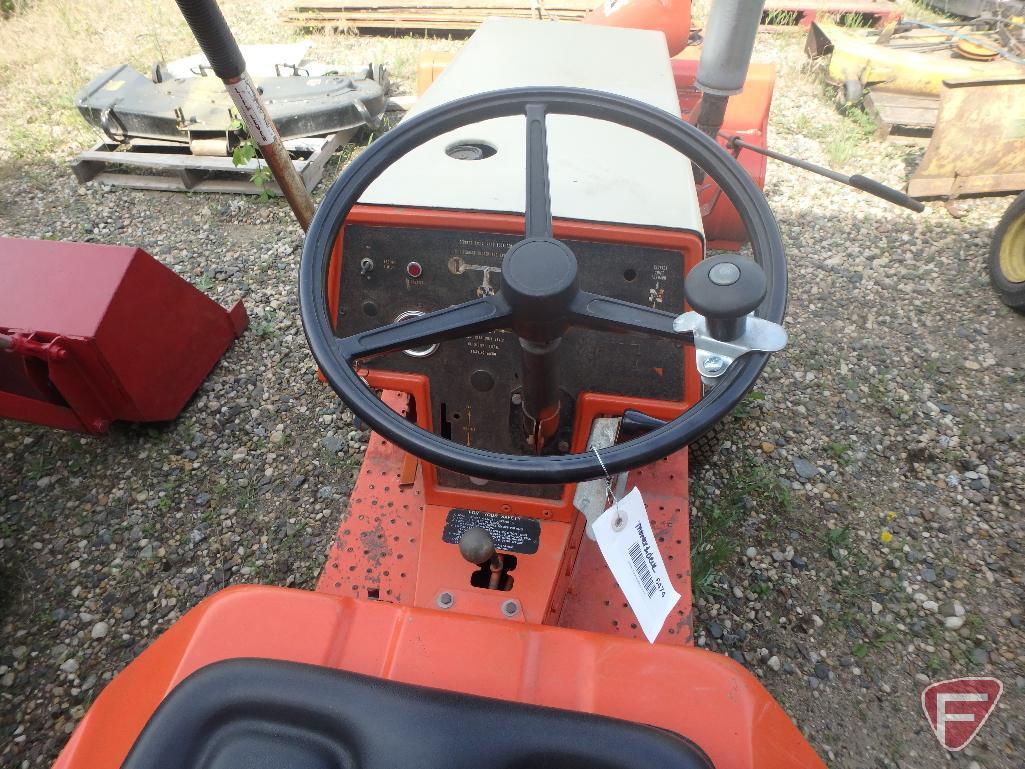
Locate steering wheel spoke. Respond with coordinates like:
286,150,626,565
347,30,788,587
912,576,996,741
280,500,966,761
525,103,552,239
335,296,512,362
568,291,687,341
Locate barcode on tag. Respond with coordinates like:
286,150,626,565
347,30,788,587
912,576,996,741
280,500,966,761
628,542,657,598
592,488,681,644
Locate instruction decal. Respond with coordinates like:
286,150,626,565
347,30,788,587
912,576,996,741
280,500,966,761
443,509,540,554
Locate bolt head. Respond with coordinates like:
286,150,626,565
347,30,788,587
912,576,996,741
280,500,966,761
501,600,519,617
702,355,727,375
436,591,454,609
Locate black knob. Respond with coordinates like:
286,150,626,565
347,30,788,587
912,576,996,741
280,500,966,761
458,526,496,565
500,238,578,342
684,255,767,341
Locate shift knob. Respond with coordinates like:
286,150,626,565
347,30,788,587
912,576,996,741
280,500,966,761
458,526,496,565
685,256,767,341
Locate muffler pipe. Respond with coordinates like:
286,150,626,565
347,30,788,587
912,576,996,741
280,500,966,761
174,0,316,231
695,0,767,139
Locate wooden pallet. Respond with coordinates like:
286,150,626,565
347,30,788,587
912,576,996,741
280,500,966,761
282,0,593,31
283,0,901,33
762,0,901,28
864,90,938,140
70,132,348,195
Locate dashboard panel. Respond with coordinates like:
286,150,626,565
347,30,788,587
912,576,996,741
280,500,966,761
334,223,690,495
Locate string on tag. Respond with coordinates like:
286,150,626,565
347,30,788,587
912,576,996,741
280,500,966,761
591,446,627,531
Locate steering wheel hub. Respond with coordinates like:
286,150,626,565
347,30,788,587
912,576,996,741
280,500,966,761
501,237,579,340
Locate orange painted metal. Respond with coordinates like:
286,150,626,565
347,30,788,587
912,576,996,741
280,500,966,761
316,391,425,604
561,451,693,643
673,52,777,250
320,205,702,640
49,41,825,769
412,502,574,624
53,586,826,769
318,389,694,641
583,0,692,57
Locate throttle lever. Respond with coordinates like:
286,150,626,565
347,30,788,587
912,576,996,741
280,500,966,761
679,255,787,385
724,135,925,213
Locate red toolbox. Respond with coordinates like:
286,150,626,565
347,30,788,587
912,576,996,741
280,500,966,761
0,237,247,434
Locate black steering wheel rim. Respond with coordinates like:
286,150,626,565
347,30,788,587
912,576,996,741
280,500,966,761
300,86,787,484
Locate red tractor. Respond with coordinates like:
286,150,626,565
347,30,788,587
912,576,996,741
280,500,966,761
51,3,834,768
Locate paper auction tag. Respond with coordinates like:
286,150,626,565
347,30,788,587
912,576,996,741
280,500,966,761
592,487,681,643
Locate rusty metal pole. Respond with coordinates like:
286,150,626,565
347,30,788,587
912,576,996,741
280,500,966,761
174,0,315,231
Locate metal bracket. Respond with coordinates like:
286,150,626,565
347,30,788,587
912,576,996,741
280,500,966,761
573,417,628,541
672,311,787,387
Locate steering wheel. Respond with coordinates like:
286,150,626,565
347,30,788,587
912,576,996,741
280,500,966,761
300,87,787,484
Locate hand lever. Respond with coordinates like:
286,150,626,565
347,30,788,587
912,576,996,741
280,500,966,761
458,526,497,566
724,135,925,213
675,256,787,383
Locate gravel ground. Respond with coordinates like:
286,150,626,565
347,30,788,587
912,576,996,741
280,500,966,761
2,22,1024,769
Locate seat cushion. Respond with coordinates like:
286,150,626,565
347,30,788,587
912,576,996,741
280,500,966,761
122,658,714,769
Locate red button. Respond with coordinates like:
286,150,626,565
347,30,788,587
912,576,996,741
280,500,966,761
406,261,423,278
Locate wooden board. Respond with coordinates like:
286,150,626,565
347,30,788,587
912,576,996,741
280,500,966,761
282,0,594,31
864,90,938,139
70,132,347,196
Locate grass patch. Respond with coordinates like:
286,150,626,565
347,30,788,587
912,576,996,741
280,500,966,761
731,390,765,419
763,9,800,25
824,441,849,458
251,311,279,339
690,457,792,599
820,102,876,166
825,525,851,562
0,0,220,162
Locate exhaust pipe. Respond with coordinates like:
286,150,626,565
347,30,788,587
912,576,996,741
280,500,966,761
695,0,766,138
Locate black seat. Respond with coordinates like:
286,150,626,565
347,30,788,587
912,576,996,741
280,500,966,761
123,658,715,769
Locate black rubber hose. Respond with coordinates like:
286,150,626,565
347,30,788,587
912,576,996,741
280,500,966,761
174,0,246,81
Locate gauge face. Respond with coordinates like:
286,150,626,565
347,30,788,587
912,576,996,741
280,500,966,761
393,310,439,358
